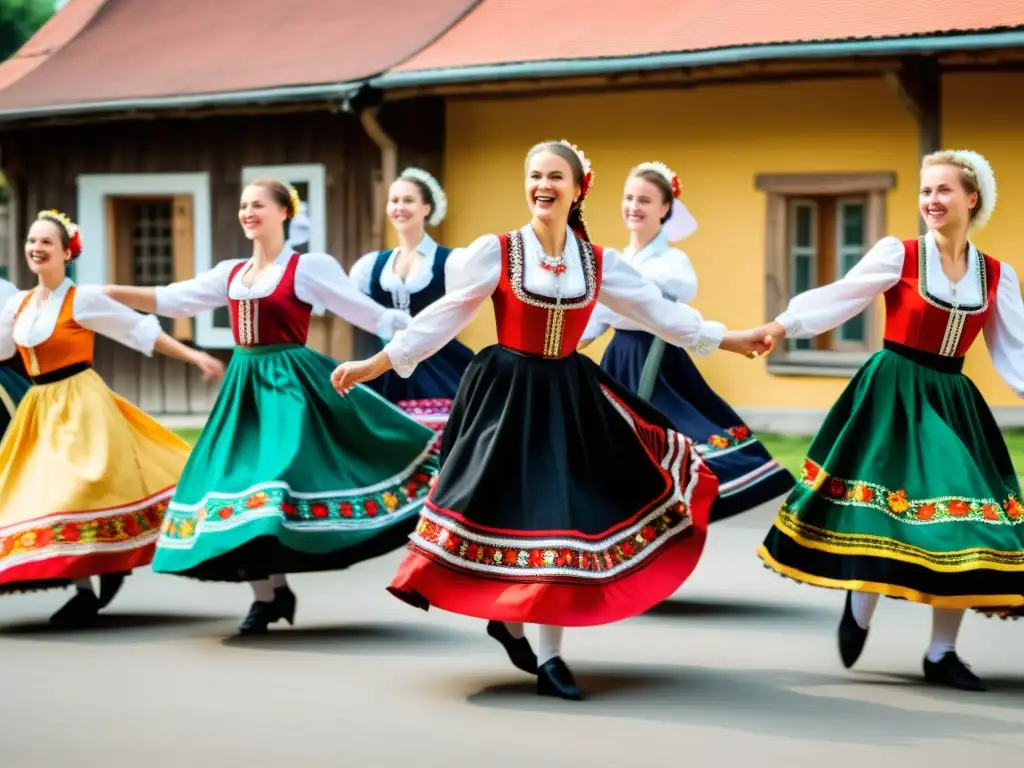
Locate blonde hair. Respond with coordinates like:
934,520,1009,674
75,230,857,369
920,150,996,228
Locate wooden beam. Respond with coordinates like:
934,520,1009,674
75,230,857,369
384,58,902,102
887,56,941,235
755,172,896,196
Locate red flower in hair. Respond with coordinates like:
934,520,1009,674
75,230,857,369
671,175,681,199
68,231,83,259
580,169,595,199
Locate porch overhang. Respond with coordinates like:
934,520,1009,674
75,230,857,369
0,81,365,122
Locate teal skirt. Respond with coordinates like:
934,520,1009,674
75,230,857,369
153,344,439,581
759,343,1024,611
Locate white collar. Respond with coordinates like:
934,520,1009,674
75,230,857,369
379,233,441,295
624,230,669,263
229,248,295,300
13,277,75,348
520,223,579,261
923,230,983,309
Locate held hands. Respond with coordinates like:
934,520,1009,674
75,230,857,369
331,351,393,396
720,321,786,359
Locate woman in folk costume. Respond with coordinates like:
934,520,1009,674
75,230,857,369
104,180,439,635
758,150,1024,691
332,141,772,700
0,278,30,436
349,169,474,437
0,210,224,627
581,162,795,521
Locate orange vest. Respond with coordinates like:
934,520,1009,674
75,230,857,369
15,287,95,377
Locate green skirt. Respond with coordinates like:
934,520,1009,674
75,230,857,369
759,344,1024,611
152,344,440,581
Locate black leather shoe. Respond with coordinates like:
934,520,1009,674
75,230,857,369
486,620,538,674
838,591,869,669
50,589,101,627
537,657,583,700
97,572,127,609
273,586,297,626
923,652,986,691
238,601,281,634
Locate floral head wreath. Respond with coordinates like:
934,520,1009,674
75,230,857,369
559,139,594,199
398,167,448,227
37,209,83,259
286,186,302,220
630,161,699,243
951,150,997,229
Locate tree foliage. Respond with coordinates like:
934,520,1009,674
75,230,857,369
0,0,55,63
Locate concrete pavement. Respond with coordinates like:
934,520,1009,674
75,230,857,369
2,500,1023,767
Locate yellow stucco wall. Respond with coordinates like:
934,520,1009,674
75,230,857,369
437,74,1023,410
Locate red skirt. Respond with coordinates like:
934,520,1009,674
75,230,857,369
388,346,717,626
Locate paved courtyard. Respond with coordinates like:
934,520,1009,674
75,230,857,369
2,501,1023,767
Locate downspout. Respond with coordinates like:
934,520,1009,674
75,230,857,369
360,106,398,251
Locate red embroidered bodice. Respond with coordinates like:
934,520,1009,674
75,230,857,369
883,237,1001,357
493,231,604,358
228,252,312,347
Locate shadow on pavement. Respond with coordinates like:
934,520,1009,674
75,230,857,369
643,596,833,626
458,662,1023,744
0,612,224,642
220,621,475,655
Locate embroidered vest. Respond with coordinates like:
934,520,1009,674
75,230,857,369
15,288,94,376
883,237,1000,358
368,246,452,316
227,253,312,347
492,230,603,358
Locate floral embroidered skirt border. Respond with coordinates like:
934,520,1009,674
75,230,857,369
0,369,188,594
600,330,795,522
388,346,718,627
152,344,440,582
758,347,1024,611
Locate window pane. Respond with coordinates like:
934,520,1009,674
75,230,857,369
795,205,813,248
842,251,860,275
839,313,866,342
794,254,812,294
841,203,864,247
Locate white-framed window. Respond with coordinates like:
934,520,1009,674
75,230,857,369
75,172,221,346
787,199,818,353
833,198,869,349
755,172,894,377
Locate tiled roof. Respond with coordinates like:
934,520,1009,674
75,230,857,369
391,0,1024,74
0,0,480,116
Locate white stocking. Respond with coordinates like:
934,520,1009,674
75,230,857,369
73,578,94,593
268,574,288,589
850,591,879,630
926,608,964,663
538,625,564,666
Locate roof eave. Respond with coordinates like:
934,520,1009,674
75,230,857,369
0,80,366,123
371,29,1024,89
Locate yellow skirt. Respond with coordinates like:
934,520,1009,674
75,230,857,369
0,368,190,591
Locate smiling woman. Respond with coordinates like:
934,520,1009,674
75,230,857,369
348,168,473,438
102,179,440,638
757,149,1024,692
0,209,223,628
330,139,773,700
